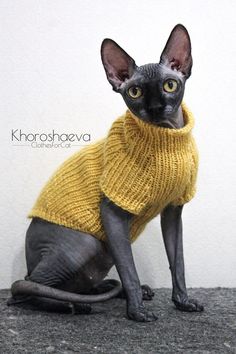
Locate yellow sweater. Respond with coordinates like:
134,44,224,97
28,102,198,243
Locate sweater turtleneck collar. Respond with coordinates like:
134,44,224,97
124,102,195,142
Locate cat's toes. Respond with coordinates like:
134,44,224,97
173,297,204,312
141,284,155,301
127,304,158,322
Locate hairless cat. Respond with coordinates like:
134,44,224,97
8,24,204,322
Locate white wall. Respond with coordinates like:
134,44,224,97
1,0,236,289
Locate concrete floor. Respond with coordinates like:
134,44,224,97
0,288,236,354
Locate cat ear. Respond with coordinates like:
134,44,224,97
101,39,136,91
160,24,192,78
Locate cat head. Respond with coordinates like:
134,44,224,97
101,24,192,124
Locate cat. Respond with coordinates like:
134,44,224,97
8,24,204,322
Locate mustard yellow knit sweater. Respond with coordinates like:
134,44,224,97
28,103,198,243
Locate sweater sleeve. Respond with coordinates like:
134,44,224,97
100,171,150,215
99,117,150,215
171,138,199,206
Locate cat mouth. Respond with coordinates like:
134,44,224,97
150,106,173,119
138,107,174,125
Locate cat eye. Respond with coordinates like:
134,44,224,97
127,86,143,99
163,79,178,93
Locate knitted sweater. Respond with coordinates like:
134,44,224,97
28,102,198,243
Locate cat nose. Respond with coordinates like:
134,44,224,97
150,104,163,110
149,104,163,114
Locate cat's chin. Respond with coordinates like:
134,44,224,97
129,107,177,127
142,113,173,126
138,116,172,128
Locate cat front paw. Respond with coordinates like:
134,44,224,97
127,304,158,322
173,297,204,312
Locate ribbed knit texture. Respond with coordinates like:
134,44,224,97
28,102,199,243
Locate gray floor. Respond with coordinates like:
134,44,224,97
0,288,236,354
